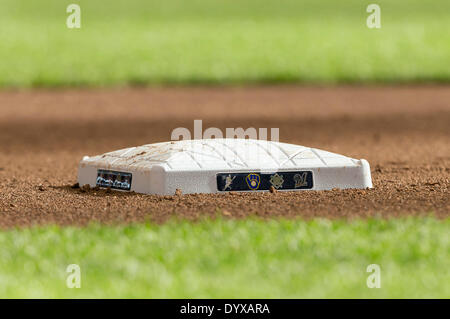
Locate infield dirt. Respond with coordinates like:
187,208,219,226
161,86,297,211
0,86,449,228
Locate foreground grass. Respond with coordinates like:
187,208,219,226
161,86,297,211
0,0,449,87
0,217,448,298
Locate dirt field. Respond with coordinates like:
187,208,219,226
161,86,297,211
0,86,449,228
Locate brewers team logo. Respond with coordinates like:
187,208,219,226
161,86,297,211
245,173,260,190
294,172,308,188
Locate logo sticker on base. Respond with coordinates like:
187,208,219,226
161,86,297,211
96,169,132,191
217,171,313,192
245,173,261,190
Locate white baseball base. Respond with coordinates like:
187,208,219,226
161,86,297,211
77,139,372,195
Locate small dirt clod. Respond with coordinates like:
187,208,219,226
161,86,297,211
80,184,91,192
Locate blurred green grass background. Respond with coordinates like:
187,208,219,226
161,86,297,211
0,218,448,298
0,0,449,87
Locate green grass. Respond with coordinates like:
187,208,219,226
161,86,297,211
0,217,448,298
0,0,449,87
